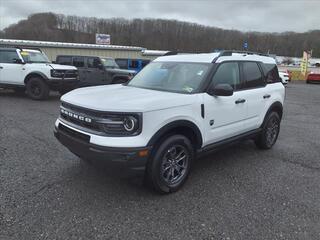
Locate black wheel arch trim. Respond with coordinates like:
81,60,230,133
262,101,283,126
147,120,203,149
24,71,49,84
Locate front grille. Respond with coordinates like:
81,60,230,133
64,70,78,78
52,70,78,78
60,102,141,136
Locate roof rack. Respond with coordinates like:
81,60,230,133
0,45,43,52
212,50,270,62
15,46,43,52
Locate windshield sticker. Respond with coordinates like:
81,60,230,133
20,51,29,56
197,70,204,76
183,86,193,93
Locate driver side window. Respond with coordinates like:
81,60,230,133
212,62,240,90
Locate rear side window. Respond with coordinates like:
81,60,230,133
72,57,85,68
57,56,72,65
263,64,281,83
242,62,265,89
211,62,241,90
0,50,19,63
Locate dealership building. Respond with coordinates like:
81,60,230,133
0,39,168,61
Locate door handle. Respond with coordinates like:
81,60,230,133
0,66,3,69
235,99,246,104
263,94,271,99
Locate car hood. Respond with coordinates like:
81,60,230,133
49,63,77,70
107,68,136,75
61,84,196,112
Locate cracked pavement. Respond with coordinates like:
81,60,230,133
1,83,320,240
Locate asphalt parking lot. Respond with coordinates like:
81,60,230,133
1,83,320,240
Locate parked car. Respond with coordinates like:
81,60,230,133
279,71,290,84
0,47,78,100
56,55,136,87
54,50,285,193
115,58,150,73
306,73,320,84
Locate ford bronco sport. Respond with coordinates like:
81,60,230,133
0,47,78,100
54,51,285,193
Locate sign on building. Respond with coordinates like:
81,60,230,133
96,34,111,45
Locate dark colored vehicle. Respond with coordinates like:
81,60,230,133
56,55,136,87
115,58,150,73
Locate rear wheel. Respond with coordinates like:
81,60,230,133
26,77,49,100
145,135,194,193
255,112,281,149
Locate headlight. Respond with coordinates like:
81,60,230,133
123,116,138,132
51,69,64,78
97,113,142,136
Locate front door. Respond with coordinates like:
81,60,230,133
86,57,106,86
203,62,248,146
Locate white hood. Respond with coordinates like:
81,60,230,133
61,84,196,112
49,63,77,70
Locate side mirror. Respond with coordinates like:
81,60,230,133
208,83,234,96
14,58,24,64
97,63,104,70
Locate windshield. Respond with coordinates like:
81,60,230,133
20,50,50,63
128,62,210,93
101,58,119,68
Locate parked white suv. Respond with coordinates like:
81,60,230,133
0,47,78,100
54,51,285,193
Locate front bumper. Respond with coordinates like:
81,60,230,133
54,123,151,175
47,78,79,91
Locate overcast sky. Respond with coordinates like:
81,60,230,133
0,0,319,32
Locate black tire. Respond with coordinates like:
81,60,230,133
26,77,49,100
145,135,194,193
255,112,281,149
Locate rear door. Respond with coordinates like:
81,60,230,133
203,61,248,145
239,61,268,131
0,49,24,85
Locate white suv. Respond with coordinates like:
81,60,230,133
0,47,78,100
54,51,285,193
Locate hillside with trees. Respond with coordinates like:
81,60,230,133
1,12,319,57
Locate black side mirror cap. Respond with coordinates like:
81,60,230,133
208,83,234,96
14,59,24,64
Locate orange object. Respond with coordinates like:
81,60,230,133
138,149,149,157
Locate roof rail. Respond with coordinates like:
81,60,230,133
212,50,270,62
15,46,43,52
0,45,43,52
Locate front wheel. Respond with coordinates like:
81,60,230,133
145,135,194,193
26,77,49,100
255,112,281,149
